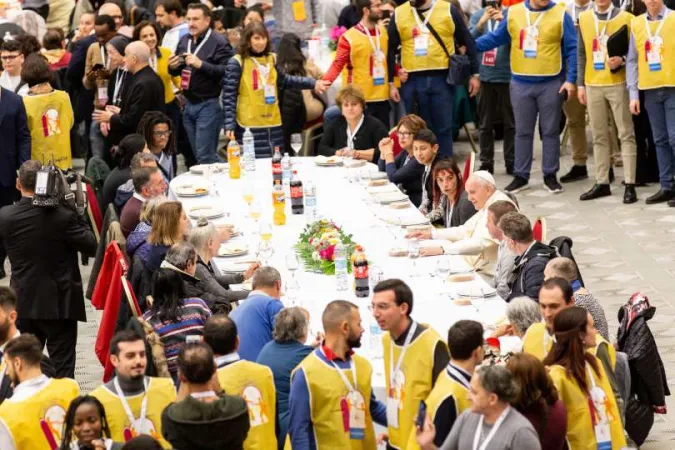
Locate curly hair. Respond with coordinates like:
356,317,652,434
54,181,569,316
137,111,176,156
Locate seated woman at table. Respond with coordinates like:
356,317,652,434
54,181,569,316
138,111,176,181
427,158,476,227
188,219,258,305
222,21,328,157
127,195,168,259
318,84,388,162
143,201,189,272
377,114,426,207
412,129,444,215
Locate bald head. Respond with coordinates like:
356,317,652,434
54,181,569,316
99,3,123,30
466,175,496,210
124,41,151,72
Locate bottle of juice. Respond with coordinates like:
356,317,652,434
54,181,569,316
272,180,286,226
227,140,241,179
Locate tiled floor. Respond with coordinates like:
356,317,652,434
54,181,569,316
3,128,675,448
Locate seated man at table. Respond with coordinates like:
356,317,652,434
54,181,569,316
120,166,168,237
230,267,284,362
407,171,516,278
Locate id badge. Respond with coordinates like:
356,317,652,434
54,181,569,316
414,33,429,56
347,391,366,440
590,386,612,450
593,36,607,70
647,37,663,72
521,26,539,58
292,0,307,21
482,49,497,67
180,68,192,90
264,84,276,104
594,423,612,450
97,87,108,106
373,63,385,86
386,396,399,429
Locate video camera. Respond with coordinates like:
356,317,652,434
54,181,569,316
32,161,90,216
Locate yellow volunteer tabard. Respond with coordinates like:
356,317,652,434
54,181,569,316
217,359,277,450
235,53,282,128
341,25,390,102
630,12,675,90
90,377,176,449
22,90,74,170
522,322,552,361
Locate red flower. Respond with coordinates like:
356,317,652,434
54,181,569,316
320,244,336,261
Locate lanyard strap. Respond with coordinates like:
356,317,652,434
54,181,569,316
389,321,418,386
446,363,471,390
593,4,614,37
251,56,272,85
112,69,127,106
114,377,149,433
346,114,365,150
472,406,511,450
412,0,438,32
321,348,358,392
187,29,212,55
357,23,381,56
645,9,669,39
149,54,157,72
487,18,500,32
525,7,548,28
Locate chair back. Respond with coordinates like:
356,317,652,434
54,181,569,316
462,151,475,188
121,275,142,317
533,216,547,243
86,185,103,242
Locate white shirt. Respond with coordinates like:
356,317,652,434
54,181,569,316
0,375,52,450
162,22,189,54
0,71,28,96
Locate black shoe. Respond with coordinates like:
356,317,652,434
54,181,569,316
580,184,610,201
504,176,529,194
479,163,494,174
0,268,5,280
544,175,564,194
623,184,638,204
609,167,615,184
505,163,514,175
560,165,588,183
645,189,673,204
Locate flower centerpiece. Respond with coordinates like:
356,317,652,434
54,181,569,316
295,219,361,275
328,26,347,51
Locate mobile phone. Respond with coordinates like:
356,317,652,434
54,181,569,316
416,400,427,429
381,10,391,19
91,63,104,71
486,0,498,8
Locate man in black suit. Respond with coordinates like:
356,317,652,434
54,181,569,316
0,87,31,280
92,40,165,146
0,160,97,378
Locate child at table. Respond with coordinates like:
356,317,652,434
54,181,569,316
221,22,329,157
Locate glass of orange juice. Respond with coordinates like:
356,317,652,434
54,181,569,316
260,222,273,242
242,180,254,205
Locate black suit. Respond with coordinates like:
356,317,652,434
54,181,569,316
0,197,97,377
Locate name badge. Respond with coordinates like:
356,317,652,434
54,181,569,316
520,25,539,59
292,0,307,21
646,36,663,72
590,386,612,450
346,391,366,440
386,395,399,429
180,68,192,90
414,32,429,56
264,84,276,104
97,87,108,107
593,36,607,70
373,62,385,86
482,48,498,67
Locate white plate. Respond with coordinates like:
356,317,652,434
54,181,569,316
344,159,366,168
217,243,249,257
220,261,251,273
455,286,498,298
375,191,410,204
367,183,401,195
315,155,343,166
371,172,388,180
190,163,228,174
174,183,210,197
188,205,226,219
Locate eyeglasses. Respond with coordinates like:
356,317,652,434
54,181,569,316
0,54,21,62
397,131,413,138
153,130,171,137
369,303,393,312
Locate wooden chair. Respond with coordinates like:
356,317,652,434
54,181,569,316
462,150,476,187
533,217,547,243
121,276,142,317
300,122,324,156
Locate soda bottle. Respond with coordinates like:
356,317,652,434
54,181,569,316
335,241,348,291
272,180,286,226
272,146,282,186
282,152,292,194
353,249,370,298
304,180,317,221
243,128,255,172
290,170,304,215
227,140,241,179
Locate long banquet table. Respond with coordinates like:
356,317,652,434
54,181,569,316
169,157,506,388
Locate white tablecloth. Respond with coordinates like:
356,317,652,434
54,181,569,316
170,158,506,387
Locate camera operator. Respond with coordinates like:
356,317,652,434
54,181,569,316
0,160,97,379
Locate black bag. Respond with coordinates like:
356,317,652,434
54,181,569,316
426,23,472,86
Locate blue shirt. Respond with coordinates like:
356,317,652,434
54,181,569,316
257,340,314,450
476,0,578,84
469,8,512,83
287,348,387,450
230,292,284,362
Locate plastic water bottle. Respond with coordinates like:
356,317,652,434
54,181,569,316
281,152,292,195
242,128,255,172
370,319,383,358
335,241,348,291
304,181,317,221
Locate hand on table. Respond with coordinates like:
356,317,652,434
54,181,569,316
405,229,432,240
420,246,443,257
336,148,354,157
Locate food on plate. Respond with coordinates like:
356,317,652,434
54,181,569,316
388,248,408,257
369,179,389,187
195,188,208,194
454,298,472,306
449,273,476,283
389,201,410,210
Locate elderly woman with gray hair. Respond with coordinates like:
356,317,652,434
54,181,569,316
257,307,322,450
187,219,259,305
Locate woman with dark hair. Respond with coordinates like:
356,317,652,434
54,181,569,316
141,268,211,381
59,395,124,450
377,114,427,207
138,111,175,180
21,53,74,169
276,32,325,152
100,134,147,213
222,21,327,157
544,307,626,450
507,353,567,450
243,4,265,26
427,158,477,227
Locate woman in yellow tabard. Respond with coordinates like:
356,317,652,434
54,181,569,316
222,21,327,158
543,307,626,450
21,54,74,169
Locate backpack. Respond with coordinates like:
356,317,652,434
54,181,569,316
548,235,585,287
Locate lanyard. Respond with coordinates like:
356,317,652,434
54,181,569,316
543,324,553,353
593,4,614,37
472,406,511,450
389,321,418,387
525,6,548,28
412,0,439,32
114,377,149,434
645,9,669,39
112,69,127,106
357,23,381,56
149,54,157,72
100,45,108,69
321,348,358,393
251,56,272,85
187,29,212,55
446,363,471,390
346,114,365,150
487,18,500,32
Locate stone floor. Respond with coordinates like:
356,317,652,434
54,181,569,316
2,128,675,448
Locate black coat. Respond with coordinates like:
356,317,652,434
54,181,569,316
0,88,31,188
318,114,388,162
0,197,97,321
508,242,559,301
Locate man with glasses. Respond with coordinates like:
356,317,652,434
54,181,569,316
0,40,28,96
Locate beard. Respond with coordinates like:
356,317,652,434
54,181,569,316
368,12,381,22
0,318,11,344
347,334,362,349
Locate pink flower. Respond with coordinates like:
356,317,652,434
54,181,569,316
330,26,347,42
319,244,336,261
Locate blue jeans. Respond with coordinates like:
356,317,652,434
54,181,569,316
400,73,455,157
323,105,341,124
183,97,222,164
510,78,563,180
643,88,675,190
89,120,107,159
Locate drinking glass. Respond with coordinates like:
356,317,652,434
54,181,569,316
290,134,303,155
258,240,274,265
343,153,353,182
408,239,420,277
435,258,451,279
286,249,300,282
369,265,384,289
260,222,273,243
250,200,261,223
242,181,255,205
